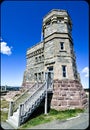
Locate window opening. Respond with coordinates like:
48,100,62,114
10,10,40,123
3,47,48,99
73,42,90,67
60,42,64,50
38,73,41,80
39,56,41,61
47,66,53,72
35,73,37,80
35,57,38,62
62,66,66,77
46,20,51,26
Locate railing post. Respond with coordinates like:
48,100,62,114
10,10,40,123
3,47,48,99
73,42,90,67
45,72,48,115
18,104,22,127
51,72,54,90
8,101,14,118
21,103,24,116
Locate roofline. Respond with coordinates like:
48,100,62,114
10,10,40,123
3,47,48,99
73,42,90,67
43,9,68,19
27,41,43,51
43,9,72,24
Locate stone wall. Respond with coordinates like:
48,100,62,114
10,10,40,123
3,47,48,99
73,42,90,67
51,79,87,110
44,40,54,59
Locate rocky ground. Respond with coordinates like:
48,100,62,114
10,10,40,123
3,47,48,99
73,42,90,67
1,88,26,101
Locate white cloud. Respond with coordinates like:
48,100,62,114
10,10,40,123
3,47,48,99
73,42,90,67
81,67,89,77
0,41,12,55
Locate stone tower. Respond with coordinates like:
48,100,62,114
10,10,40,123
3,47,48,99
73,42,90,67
22,9,87,110
43,9,79,81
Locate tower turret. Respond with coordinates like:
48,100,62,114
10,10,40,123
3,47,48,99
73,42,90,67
43,9,72,39
43,9,79,81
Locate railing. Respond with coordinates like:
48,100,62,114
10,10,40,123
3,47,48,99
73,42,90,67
8,79,53,127
20,82,46,117
13,83,37,112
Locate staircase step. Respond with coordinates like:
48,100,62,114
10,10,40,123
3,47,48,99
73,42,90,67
12,115,18,122
7,82,46,128
13,111,19,117
10,115,18,122
6,117,19,128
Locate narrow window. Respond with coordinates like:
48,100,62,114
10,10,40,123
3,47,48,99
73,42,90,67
42,55,44,60
38,73,41,80
57,17,64,23
62,66,66,77
57,18,61,23
60,42,64,50
35,57,38,62
46,20,51,26
35,73,37,80
39,56,41,61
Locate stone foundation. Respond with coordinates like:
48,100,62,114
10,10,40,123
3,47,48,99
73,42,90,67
51,79,87,110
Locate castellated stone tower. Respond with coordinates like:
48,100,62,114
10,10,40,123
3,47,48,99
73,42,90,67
22,9,87,110
43,9,79,81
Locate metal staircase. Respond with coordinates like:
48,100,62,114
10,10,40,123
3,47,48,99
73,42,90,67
7,82,47,128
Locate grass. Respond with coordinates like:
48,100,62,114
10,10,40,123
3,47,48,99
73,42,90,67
49,109,84,120
0,110,8,121
1,99,9,121
19,108,84,129
1,99,9,109
19,114,52,129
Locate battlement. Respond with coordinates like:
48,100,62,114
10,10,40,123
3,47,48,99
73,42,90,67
43,9,72,24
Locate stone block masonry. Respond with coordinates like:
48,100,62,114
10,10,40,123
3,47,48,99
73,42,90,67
51,79,87,110
22,9,87,110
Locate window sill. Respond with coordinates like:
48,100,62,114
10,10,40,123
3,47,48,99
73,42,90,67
59,50,67,52
34,61,44,65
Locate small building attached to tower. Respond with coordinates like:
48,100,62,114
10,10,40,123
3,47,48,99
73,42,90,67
22,9,87,110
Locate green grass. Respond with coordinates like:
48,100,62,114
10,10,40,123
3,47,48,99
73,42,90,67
1,99,9,109
0,110,8,121
20,115,52,129
19,108,84,129
1,99,9,121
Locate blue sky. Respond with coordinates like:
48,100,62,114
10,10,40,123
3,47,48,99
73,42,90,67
1,1,89,88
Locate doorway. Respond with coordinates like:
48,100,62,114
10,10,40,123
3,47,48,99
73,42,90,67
45,66,54,90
